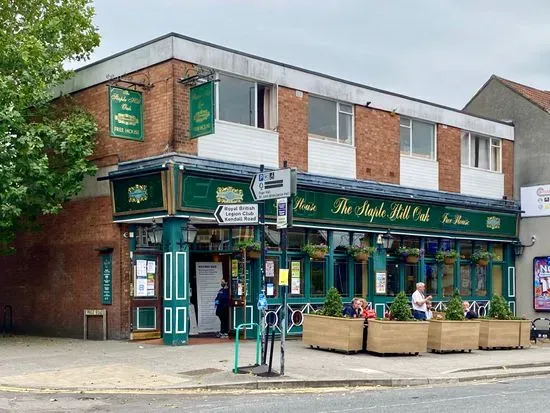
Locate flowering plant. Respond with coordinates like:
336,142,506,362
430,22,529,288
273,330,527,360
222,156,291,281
347,245,375,258
398,247,424,258
302,243,328,258
471,250,493,262
435,249,460,262
234,240,261,251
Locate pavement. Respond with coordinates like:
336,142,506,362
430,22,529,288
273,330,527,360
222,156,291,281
1,335,550,393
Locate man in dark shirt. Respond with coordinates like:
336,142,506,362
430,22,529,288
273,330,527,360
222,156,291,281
462,301,478,319
343,298,362,318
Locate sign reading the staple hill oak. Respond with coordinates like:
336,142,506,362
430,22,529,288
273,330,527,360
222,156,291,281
109,86,144,141
179,175,518,238
189,81,215,139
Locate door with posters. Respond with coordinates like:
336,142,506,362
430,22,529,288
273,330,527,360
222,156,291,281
131,253,162,339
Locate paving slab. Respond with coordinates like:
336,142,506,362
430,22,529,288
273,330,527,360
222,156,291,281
0,336,549,392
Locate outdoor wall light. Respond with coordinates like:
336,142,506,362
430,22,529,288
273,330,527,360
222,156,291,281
514,235,536,256
378,229,394,250
148,218,163,245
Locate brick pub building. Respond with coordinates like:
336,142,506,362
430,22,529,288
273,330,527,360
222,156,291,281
0,33,520,344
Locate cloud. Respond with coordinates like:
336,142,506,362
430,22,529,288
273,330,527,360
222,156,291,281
84,0,550,107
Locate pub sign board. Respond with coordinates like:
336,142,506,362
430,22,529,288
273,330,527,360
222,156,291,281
109,86,144,141
189,81,215,139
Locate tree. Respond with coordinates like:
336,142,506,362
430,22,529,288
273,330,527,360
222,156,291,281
389,291,413,321
445,289,465,321
0,0,100,253
320,287,344,318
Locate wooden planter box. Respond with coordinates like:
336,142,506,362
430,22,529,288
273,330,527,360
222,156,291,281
479,319,531,349
366,319,429,355
428,320,480,353
302,314,364,353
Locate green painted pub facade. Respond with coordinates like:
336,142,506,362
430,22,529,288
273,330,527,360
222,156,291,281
105,153,520,345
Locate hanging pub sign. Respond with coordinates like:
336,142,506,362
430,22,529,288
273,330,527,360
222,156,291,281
109,86,144,141
534,256,550,311
189,81,215,139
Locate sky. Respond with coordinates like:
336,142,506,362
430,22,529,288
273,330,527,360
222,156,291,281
86,0,550,109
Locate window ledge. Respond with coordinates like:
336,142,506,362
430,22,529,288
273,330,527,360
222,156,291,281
215,119,279,135
308,135,355,148
460,166,503,175
400,155,438,163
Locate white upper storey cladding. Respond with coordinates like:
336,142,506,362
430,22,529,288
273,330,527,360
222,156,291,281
57,33,514,141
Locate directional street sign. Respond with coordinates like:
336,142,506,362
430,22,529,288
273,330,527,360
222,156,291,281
214,203,259,225
250,168,296,201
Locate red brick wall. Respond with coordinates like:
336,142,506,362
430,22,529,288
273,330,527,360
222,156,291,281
503,139,514,199
355,107,400,183
173,60,198,155
437,124,461,192
278,87,308,171
72,60,176,164
0,197,128,339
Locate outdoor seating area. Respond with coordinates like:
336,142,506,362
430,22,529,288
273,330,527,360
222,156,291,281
302,287,533,355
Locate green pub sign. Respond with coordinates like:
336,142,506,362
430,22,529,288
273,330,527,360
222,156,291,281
101,254,112,305
189,81,215,139
109,86,144,141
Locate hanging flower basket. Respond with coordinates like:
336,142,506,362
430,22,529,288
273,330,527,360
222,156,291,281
406,255,419,264
347,245,375,263
234,240,261,260
303,243,328,260
247,250,261,260
471,250,493,267
435,249,460,266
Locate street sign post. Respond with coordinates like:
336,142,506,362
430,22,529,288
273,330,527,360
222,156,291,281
250,168,296,201
214,204,259,225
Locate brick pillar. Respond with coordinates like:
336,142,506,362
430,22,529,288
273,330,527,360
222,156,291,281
502,140,514,199
278,87,308,171
355,107,399,184
437,125,461,192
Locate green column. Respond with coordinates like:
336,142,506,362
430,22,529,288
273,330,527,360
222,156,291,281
162,218,189,345
372,246,387,318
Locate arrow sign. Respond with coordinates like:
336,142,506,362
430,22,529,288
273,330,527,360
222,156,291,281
250,168,296,201
214,203,259,225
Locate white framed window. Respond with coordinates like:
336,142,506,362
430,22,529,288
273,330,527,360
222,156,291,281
216,73,276,129
461,131,501,172
400,117,436,159
308,96,354,145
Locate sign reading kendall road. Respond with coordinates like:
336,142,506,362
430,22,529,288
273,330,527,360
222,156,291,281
250,168,296,201
214,203,259,225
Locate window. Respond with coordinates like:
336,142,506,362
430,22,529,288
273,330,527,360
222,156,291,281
400,117,435,159
386,262,400,296
354,262,368,297
442,264,454,296
310,261,325,296
475,265,487,296
308,96,353,144
217,73,275,129
425,263,438,295
461,132,501,172
334,259,349,297
460,264,472,296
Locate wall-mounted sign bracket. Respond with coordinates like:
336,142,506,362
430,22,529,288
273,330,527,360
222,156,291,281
177,66,216,87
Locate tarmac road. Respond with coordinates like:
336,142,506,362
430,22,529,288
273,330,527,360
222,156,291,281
0,375,548,413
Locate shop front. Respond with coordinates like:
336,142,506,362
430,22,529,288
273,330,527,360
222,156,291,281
105,155,519,345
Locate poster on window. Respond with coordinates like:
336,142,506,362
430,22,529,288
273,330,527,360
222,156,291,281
375,272,387,294
534,257,550,311
266,260,275,278
291,277,301,295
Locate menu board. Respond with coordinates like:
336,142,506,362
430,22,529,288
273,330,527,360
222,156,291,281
196,262,223,333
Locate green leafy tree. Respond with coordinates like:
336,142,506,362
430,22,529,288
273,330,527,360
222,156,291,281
320,287,344,318
389,291,413,321
0,0,100,253
445,289,465,321
488,294,514,320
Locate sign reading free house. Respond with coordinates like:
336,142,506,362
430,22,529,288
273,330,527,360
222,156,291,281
109,86,144,141
189,81,214,139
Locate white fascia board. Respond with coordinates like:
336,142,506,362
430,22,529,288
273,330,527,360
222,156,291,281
58,34,514,141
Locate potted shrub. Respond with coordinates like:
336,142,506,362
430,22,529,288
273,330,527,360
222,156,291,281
366,291,429,355
479,294,530,349
347,245,375,262
303,243,328,260
435,249,460,265
234,240,261,260
302,287,364,353
398,247,423,264
471,250,493,267
427,289,480,353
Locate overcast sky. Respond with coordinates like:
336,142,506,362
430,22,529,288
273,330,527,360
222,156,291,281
87,0,550,108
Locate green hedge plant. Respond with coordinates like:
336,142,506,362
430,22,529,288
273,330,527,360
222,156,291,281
318,287,343,318
488,294,514,320
445,289,465,321
389,291,413,321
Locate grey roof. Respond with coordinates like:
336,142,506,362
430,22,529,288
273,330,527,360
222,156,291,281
112,153,519,214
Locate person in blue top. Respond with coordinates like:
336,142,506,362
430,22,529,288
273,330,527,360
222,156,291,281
215,280,230,338
343,298,362,318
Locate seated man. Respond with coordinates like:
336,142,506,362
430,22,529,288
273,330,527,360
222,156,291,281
462,301,478,319
343,298,362,318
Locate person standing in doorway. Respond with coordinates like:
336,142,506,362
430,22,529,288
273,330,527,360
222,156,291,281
215,280,230,338
411,282,432,320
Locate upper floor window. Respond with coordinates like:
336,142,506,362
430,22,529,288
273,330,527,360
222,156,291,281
400,117,435,159
216,73,276,129
461,132,501,172
308,96,353,145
